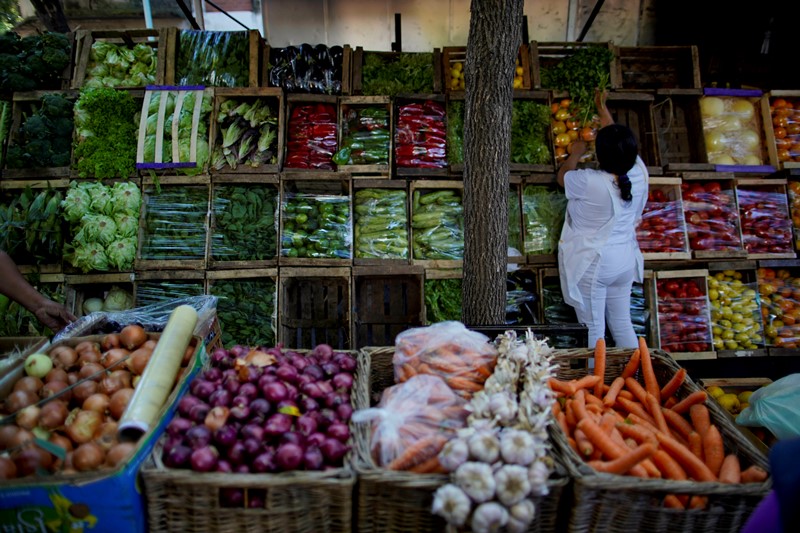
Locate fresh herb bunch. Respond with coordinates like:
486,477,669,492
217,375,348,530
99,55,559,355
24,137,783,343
362,52,433,96
211,185,277,261
0,32,71,92
6,94,74,169
447,100,465,165
72,87,139,178
210,278,276,348
176,30,250,87
511,100,552,165
540,45,613,123
424,278,463,323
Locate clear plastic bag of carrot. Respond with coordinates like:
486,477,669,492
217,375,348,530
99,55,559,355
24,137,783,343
548,338,769,510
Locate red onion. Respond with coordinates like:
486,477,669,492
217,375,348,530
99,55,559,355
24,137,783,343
243,437,262,457
258,374,278,391
249,398,271,420
306,432,326,448
240,365,263,384
263,413,293,436
290,354,309,370
229,405,249,421
190,379,216,400
229,345,248,359
216,459,233,473
177,395,203,417
320,437,349,463
297,414,318,436
334,353,357,373
163,436,185,452
238,382,258,400
296,374,315,388
318,381,334,395
248,492,265,508
240,424,264,442
318,408,338,429
166,416,193,438
262,382,288,403
303,446,324,470
276,364,299,384
301,382,325,399
321,362,340,377
311,343,333,361
202,368,223,383
303,364,324,381
222,376,241,395
336,403,354,422
275,443,303,471
210,348,232,369
252,450,276,473
226,441,247,465
276,399,297,413
163,444,192,468
209,389,232,408
327,422,350,443
300,396,320,412
220,488,244,507
324,391,350,409
284,382,299,401
190,446,218,472
235,464,250,474
214,425,238,448
332,373,354,391
281,431,305,447
204,406,230,431
222,368,238,381
189,403,211,424
186,425,213,449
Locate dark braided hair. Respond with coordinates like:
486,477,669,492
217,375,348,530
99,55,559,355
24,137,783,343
595,124,638,202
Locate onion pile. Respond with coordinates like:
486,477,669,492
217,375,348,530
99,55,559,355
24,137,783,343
162,343,356,482
0,325,197,479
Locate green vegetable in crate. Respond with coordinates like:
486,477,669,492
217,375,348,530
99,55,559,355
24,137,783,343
335,107,390,165
0,101,10,168
141,186,207,261
211,278,276,348
84,41,158,88
136,280,205,308
362,52,434,96
412,189,464,260
447,100,464,165
425,278,462,324
5,94,74,169
176,30,250,87
212,185,277,261
0,279,65,337
0,32,71,92
281,194,351,259
0,187,64,265
354,189,408,259
210,98,279,171
511,100,552,165
540,46,613,124
522,185,567,255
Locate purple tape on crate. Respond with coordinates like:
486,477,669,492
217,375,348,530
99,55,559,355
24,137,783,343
703,88,763,98
136,162,198,169
715,164,776,173
146,85,206,91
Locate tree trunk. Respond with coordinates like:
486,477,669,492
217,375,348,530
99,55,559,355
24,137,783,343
29,0,70,32
461,0,523,326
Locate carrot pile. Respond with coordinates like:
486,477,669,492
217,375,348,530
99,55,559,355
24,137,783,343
550,338,769,509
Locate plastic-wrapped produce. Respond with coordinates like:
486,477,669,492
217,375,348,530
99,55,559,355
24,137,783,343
83,40,158,88
135,279,205,308
522,185,566,255
354,189,408,259
682,180,743,253
281,193,351,259
268,43,344,94
506,269,539,325
211,184,277,262
284,103,338,170
395,100,447,169
140,186,207,261
700,94,765,166
656,277,712,353
411,189,463,260
737,184,793,255
708,270,765,351
630,282,649,340
176,30,251,87
636,186,688,254
209,277,276,348
334,106,390,166
508,187,523,258
757,267,800,349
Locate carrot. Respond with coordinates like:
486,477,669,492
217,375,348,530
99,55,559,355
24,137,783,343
578,419,650,478
740,465,769,483
645,392,670,435
655,432,716,482
651,449,688,480
397,363,417,381
660,368,687,400
718,454,741,483
445,376,483,393
593,338,606,397
409,455,444,473
556,411,571,437
572,375,602,392
615,421,658,446
586,403,603,415
386,434,447,471
688,496,708,510
568,437,580,455
599,413,618,435
621,348,641,379
670,391,708,415
587,442,656,475
617,390,635,401
663,396,678,409
565,399,577,428
549,378,576,396
585,392,604,407
689,404,711,438
661,407,694,440
702,425,725,477
663,494,685,509
687,431,704,462
552,400,563,417
574,428,594,457
638,337,660,404
624,377,649,405
616,397,657,426
603,377,625,407
572,389,589,422
626,412,659,432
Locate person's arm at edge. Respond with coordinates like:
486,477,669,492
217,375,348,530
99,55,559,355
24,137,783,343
557,141,587,188
596,88,614,128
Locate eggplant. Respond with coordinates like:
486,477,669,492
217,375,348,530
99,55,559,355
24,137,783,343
299,43,314,63
329,45,343,62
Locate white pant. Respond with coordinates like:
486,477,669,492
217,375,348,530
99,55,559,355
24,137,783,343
572,243,638,349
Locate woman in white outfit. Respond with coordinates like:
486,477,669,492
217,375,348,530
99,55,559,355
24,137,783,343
556,90,649,348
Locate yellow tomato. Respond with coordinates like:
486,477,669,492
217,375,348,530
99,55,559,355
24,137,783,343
554,108,571,121
551,121,567,135
555,133,572,147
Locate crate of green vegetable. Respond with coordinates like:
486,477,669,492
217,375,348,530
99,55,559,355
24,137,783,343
522,179,566,264
136,176,209,271
353,180,410,265
134,270,207,308
508,177,526,264
353,265,424,347
63,273,134,317
70,28,167,90
0,273,66,338
0,31,74,94
280,177,353,266
423,268,462,324
351,48,442,97
208,175,279,269
336,96,392,176
0,180,68,270
279,266,352,349
207,268,277,348
410,181,464,268
531,41,619,91
3,91,76,178
209,88,283,174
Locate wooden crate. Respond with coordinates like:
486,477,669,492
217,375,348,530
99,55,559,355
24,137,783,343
352,265,424,348
210,87,284,174
351,47,443,96
136,175,210,271
442,43,531,93
164,28,265,88
757,259,800,354
208,174,279,270
639,177,691,260
2,90,78,179
409,180,463,268
607,91,661,173
509,90,556,174
521,176,564,265
394,95,448,177
70,28,168,90
530,41,619,89
615,46,701,90
262,44,352,95
653,269,716,360
134,270,206,308
422,268,462,324
352,179,410,266
279,266,351,350
736,178,795,259
283,94,339,172
63,272,134,317
653,89,713,173
706,261,768,357
207,268,278,348
681,173,747,260
761,90,800,171
337,96,392,177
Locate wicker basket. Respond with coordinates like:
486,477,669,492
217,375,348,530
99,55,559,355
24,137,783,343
550,347,771,533
353,346,569,533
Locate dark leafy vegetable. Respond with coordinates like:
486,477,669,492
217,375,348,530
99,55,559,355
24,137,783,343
424,278,462,324
5,93,74,169
334,106,390,166
0,32,71,92
141,186,208,260
176,30,250,87
540,45,614,123
211,97,279,171
395,100,447,169
354,189,408,259
281,194,351,259
211,185,277,261
412,189,463,260
268,43,344,94
0,187,64,265
362,52,433,96
522,185,567,255
446,100,464,165
210,278,276,348
0,101,10,168
510,100,552,165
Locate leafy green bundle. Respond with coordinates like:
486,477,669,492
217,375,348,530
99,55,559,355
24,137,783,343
424,278,462,324
0,32,71,92
176,30,250,87
510,100,552,165
211,184,277,261
362,52,433,96
210,278,276,348
540,45,614,122
211,97,278,171
6,93,74,169
83,40,158,88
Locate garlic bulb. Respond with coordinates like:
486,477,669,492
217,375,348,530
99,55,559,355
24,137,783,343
431,483,472,527
454,461,496,503
507,499,536,533
438,437,469,472
468,431,501,463
494,464,531,506
528,460,551,496
471,501,509,533
488,391,518,424
500,428,537,466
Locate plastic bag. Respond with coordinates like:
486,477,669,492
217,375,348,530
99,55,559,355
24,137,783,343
394,101,447,169
354,189,408,259
737,374,800,440
140,185,208,260
699,94,764,166
352,374,468,468
176,30,250,87
411,188,464,260
284,103,338,170
393,321,497,399
522,185,567,255
281,193,351,259
211,184,278,261
737,186,793,254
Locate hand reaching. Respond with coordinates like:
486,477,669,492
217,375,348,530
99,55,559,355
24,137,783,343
34,299,77,332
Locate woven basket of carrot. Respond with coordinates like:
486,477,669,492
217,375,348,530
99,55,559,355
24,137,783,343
352,325,568,533
548,338,770,533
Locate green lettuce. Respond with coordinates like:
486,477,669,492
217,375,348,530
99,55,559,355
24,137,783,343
106,237,137,270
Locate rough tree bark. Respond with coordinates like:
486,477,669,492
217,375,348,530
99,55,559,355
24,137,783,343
461,0,523,326
29,0,70,32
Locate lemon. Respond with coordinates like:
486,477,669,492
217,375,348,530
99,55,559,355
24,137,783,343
706,385,725,399
718,393,741,414
738,390,754,404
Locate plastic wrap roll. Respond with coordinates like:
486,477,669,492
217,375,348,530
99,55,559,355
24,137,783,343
118,305,198,440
